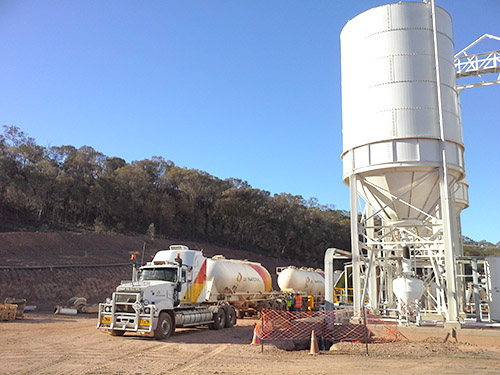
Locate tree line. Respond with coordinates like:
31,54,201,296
0,125,350,265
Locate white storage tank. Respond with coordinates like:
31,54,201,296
340,1,465,222
206,256,272,295
277,266,327,296
392,277,425,305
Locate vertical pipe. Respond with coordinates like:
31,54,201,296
361,249,376,311
471,258,482,322
366,205,378,314
324,248,337,311
350,174,362,316
431,0,459,323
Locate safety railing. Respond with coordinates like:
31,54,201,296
334,287,353,304
455,50,500,78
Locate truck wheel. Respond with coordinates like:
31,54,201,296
208,307,226,330
275,300,285,310
225,306,236,328
257,301,271,319
110,330,125,336
154,312,173,340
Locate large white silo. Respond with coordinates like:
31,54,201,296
341,2,464,222
340,1,465,324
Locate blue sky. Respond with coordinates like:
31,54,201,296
0,1,499,243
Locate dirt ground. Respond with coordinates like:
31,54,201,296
1,313,500,375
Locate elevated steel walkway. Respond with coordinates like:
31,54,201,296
455,34,500,91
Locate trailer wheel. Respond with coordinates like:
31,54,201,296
208,307,226,330
225,306,236,328
154,312,173,340
257,301,271,319
270,300,279,310
110,330,125,336
274,300,284,310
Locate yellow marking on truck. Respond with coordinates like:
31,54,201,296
139,318,150,326
182,259,207,303
101,316,112,324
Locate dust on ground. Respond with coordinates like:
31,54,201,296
1,313,499,375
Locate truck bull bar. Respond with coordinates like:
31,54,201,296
97,291,155,334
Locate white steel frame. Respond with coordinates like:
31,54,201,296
455,34,500,92
349,169,463,321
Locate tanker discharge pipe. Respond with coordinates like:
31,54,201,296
324,248,351,310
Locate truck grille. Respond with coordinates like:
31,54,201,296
114,292,140,313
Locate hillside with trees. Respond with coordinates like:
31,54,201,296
0,126,351,266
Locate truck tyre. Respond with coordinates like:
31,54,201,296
274,300,284,310
257,301,271,319
271,300,279,310
208,307,226,330
225,306,236,328
279,299,288,310
154,312,173,340
110,329,125,336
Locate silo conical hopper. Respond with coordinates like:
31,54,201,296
340,2,465,222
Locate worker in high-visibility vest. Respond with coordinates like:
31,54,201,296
294,294,303,311
286,293,294,311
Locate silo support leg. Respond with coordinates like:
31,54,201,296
349,175,362,317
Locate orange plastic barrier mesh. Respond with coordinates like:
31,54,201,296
257,309,403,343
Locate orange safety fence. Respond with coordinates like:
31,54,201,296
256,308,404,343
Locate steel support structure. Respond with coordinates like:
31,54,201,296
348,170,464,322
349,174,362,316
455,34,500,92
345,2,499,324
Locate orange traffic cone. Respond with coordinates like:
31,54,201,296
309,329,319,355
251,323,261,345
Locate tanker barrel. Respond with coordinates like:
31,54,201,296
207,257,272,295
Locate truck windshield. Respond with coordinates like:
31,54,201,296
139,268,177,282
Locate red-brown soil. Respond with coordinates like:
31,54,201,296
0,231,306,310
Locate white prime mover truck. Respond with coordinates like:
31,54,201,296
98,245,277,339
98,245,327,339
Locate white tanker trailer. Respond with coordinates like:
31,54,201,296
98,245,325,339
277,266,326,297
206,255,287,318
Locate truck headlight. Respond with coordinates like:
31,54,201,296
105,306,112,312
144,307,151,314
